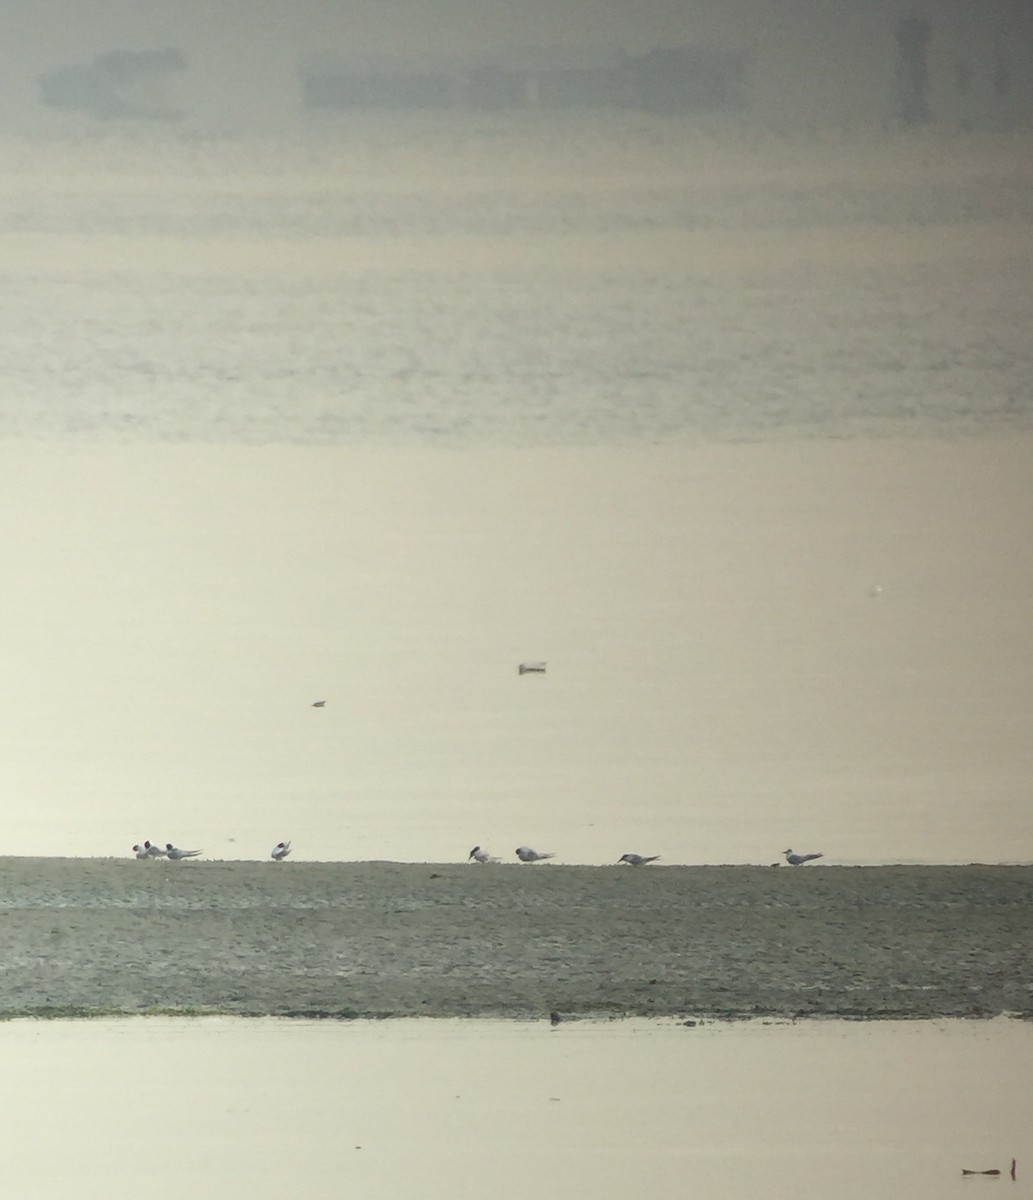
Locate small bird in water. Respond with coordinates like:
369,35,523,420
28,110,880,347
271,840,291,861
143,841,167,858
783,849,823,866
468,846,499,863
165,843,202,860
518,662,547,675
516,846,555,862
132,844,150,859
618,853,660,866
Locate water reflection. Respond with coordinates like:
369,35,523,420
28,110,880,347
5,1016,1026,1199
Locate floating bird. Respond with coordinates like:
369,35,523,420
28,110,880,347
469,846,499,863
271,840,291,861
165,843,202,860
132,844,150,859
143,841,167,858
311,700,326,707
518,662,546,675
783,849,823,866
516,846,555,862
618,853,660,866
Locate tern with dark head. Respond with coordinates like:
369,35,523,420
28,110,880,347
618,853,660,866
783,849,823,866
516,846,555,863
165,843,202,860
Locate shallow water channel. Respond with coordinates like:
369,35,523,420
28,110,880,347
3,1016,1027,1199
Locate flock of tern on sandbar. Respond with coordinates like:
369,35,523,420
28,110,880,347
130,842,823,866
472,848,823,866
131,840,291,862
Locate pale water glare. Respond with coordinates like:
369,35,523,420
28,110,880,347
1,438,1032,865
2,1017,1028,1200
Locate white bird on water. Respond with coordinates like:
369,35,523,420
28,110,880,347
469,846,499,863
165,843,202,860
143,841,166,857
783,849,823,866
618,853,660,866
132,844,150,859
271,840,291,861
516,846,555,863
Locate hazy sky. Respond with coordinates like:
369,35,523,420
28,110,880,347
4,0,1029,130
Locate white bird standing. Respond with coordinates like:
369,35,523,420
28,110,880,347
132,844,150,859
783,849,823,866
144,841,167,857
468,846,499,863
516,846,555,862
618,853,660,866
165,843,202,860
271,840,291,861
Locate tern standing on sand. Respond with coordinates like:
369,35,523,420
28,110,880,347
783,849,823,865
271,841,291,861
516,846,555,862
469,846,499,863
618,853,660,866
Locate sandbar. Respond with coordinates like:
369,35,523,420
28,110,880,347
1,858,1029,1020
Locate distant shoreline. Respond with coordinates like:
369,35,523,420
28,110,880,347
1,859,1029,1021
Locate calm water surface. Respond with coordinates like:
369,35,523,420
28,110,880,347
4,1017,1028,1199
2,439,1031,866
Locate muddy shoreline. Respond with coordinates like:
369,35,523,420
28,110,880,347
1,859,1029,1020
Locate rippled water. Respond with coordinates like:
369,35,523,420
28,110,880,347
2,121,1031,445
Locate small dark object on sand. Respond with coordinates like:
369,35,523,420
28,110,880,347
312,700,326,707
518,662,546,675
961,1168,1000,1176
550,1011,562,1026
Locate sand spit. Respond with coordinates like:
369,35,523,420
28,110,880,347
0,858,1029,1021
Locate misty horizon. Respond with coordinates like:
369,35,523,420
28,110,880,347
3,0,1032,129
